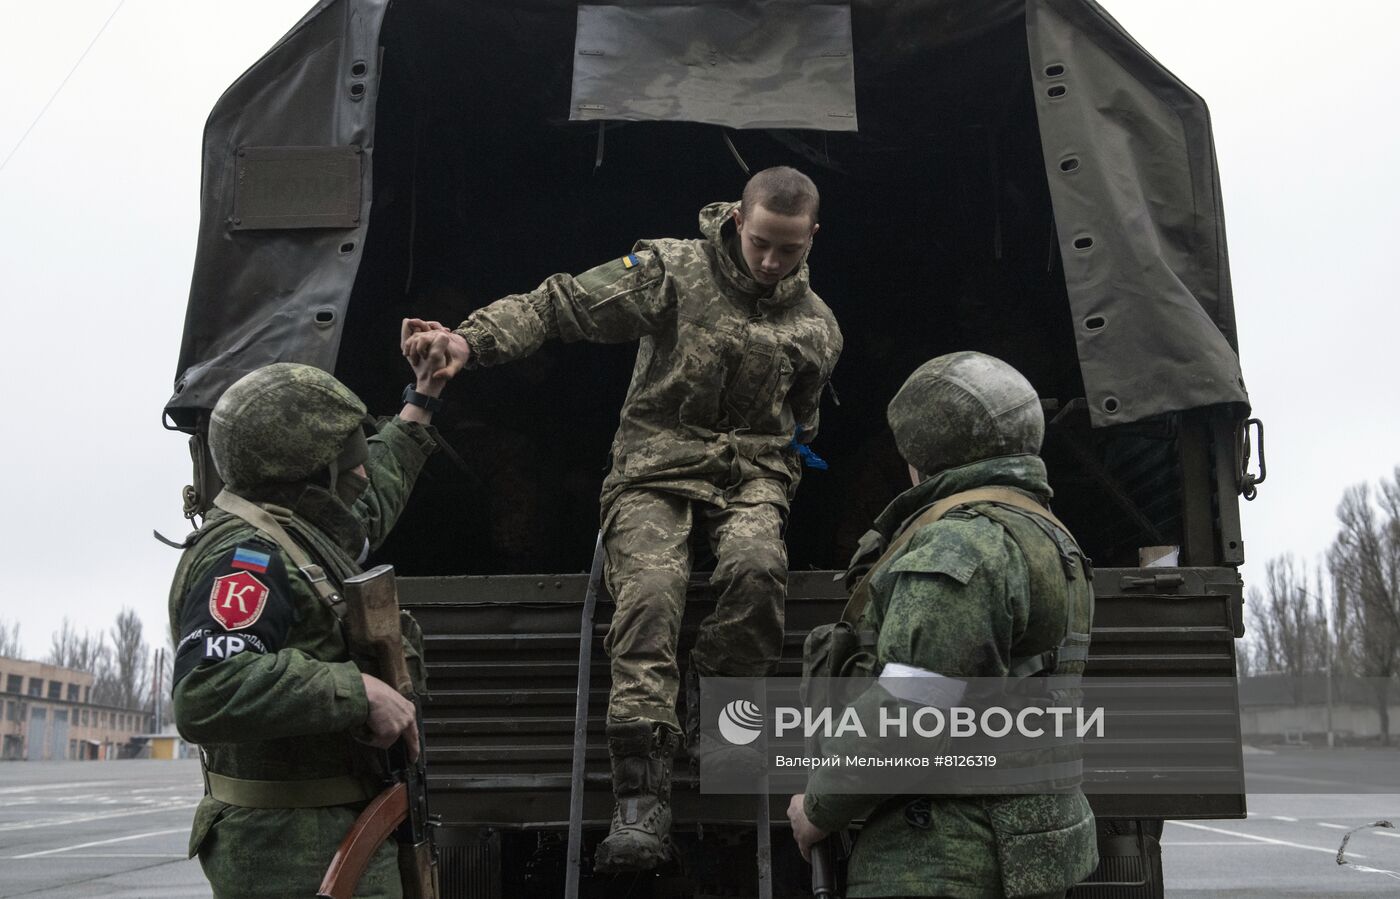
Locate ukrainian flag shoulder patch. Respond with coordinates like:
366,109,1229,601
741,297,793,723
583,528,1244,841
621,253,641,270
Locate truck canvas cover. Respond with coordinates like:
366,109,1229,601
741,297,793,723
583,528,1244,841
168,0,1246,433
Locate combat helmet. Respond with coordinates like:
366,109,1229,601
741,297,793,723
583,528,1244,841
209,363,368,490
887,351,1043,475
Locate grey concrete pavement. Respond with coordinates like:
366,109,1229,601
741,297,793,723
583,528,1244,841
1160,746,1400,897
0,749,1396,896
0,759,207,898
1163,792,1400,897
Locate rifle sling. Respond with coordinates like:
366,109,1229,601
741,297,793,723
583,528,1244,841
213,489,347,620
842,486,1069,626
206,771,378,808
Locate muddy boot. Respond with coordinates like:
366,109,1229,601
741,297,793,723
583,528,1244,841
594,720,680,872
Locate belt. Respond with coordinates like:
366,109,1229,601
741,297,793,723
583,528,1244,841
205,771,379,809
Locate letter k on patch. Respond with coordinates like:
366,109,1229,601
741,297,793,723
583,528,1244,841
209,571,269,630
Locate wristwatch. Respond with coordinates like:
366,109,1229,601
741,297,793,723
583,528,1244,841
401,384,444,413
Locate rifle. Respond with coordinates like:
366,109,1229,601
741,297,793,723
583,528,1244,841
318,564,438,899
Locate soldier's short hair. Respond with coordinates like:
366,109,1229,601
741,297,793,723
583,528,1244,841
741,166,820,223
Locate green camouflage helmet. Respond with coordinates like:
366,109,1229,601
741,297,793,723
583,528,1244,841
209,363,367,489
887,351,1044,475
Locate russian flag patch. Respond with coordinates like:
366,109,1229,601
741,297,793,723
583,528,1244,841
621,253,640,269
231,546,271,574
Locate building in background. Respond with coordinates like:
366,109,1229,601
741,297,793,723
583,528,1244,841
0,656,153,761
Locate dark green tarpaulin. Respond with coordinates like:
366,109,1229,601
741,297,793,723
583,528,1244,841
168,0,1246,430
1026,0,1244,425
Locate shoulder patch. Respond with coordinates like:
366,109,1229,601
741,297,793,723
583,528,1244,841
174,541,296,685
574,249,660,299
231,545,271,573
208,570,270,630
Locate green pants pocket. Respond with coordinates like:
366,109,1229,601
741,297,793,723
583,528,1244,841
987,793,1098,897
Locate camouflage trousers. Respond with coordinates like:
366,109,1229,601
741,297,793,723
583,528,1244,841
602,488,787,729
191,798,401,898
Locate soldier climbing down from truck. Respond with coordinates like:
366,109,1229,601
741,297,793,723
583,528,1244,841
402,166,843,871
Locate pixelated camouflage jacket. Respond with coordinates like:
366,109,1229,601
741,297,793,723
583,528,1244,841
455,201,842,514
803,454,1098,898
168,419,435,790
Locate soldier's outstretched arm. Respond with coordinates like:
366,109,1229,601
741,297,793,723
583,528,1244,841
351,326,454,549
430,249,671,368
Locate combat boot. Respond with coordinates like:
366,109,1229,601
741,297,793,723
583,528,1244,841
594,720,681,872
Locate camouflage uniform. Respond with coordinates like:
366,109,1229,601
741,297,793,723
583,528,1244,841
168,365,437,899
455,201,842,726
803,354,1097,898
803,456,1098,897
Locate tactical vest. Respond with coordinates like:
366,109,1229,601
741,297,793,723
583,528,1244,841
805,487,1093,794
954,498,1094,793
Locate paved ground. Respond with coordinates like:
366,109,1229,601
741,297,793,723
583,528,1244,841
0,759,206,898
1162,792,1400,898
1157,745,1400,898
0,750,1396,896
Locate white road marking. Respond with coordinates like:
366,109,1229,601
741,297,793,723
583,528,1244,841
1167,820,1365,857
1161,840,1270,846
0,781,123,795
8,852,186,859
1271,815,1299,822
10,827,188,859
0,802,198,832
1249,772,1379,789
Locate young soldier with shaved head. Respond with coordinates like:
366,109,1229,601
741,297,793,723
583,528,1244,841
404,166,843,871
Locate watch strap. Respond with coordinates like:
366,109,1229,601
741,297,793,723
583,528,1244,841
401,384,444,413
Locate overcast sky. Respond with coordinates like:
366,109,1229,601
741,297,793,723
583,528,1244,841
1,1,1396,661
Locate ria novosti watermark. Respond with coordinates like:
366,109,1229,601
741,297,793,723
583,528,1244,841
765,702,1104,741
695,676,1394,796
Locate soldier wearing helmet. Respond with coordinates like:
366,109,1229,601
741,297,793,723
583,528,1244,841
788,352,1098,898
167,328,455,898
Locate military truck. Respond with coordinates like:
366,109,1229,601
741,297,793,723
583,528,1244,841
166,1,1263,896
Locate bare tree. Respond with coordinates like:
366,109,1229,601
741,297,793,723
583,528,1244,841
46,618,109,673
0,618,22,659
149,637,175,721
1234,639,1254,677
1328,468,1400,745
105,608,151,711
1246,555,1329,697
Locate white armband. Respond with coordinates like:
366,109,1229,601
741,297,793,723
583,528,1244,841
879,661,967,707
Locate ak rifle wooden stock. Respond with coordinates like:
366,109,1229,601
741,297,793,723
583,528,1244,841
318,783,410,899
317,564,438,899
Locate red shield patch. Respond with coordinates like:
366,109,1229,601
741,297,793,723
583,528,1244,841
208,571,270,630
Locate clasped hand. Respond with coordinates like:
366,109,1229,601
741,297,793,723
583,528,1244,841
401,318,471,386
